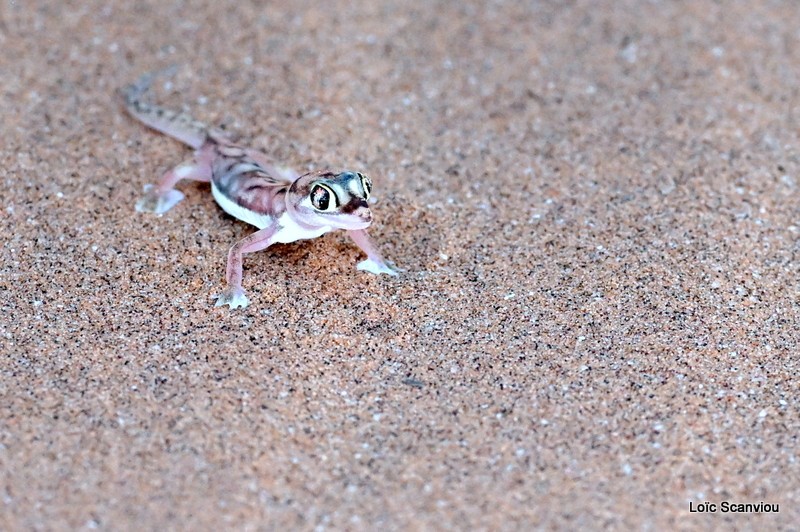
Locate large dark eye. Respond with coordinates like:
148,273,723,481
359,173,372,200
310,184,337,212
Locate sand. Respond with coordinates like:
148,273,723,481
1,0,798,529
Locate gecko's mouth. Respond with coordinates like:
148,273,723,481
338,212,372,229
337,200,372,227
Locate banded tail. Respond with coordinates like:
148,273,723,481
122,67,209,149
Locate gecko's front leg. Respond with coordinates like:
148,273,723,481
215,223,281,309
348,229,399,276
136,159,211,214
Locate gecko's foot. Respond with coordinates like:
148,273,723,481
135,184,185,214
215,285,250,309
357,258,400,276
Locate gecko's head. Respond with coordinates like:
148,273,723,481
287,171,374,229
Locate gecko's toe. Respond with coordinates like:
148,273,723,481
357,258,401,276
136,185,185,214
215,286,250,309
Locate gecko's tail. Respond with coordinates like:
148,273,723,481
121,66,208,150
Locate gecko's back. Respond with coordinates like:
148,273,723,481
209,142,291,225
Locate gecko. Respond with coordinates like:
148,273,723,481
121,70,398,309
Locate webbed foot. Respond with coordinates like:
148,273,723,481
357,258,400,276
135,184,185,214
215,285,250,309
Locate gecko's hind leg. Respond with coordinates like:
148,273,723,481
136,160,211,214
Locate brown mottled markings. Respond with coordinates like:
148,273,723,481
243,180,272,193
293,181,312,196
219,160,258,178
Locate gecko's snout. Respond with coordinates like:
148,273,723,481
347,198,372,222
344,197,368,212
337,199,372,230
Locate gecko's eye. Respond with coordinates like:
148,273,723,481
359,173,372,200
310,184,338,212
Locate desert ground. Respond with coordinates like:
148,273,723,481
1,0,798,529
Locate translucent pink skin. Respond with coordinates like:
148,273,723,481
124,72,398,308
135,138,398,309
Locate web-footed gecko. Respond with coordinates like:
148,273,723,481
122,70,398,309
